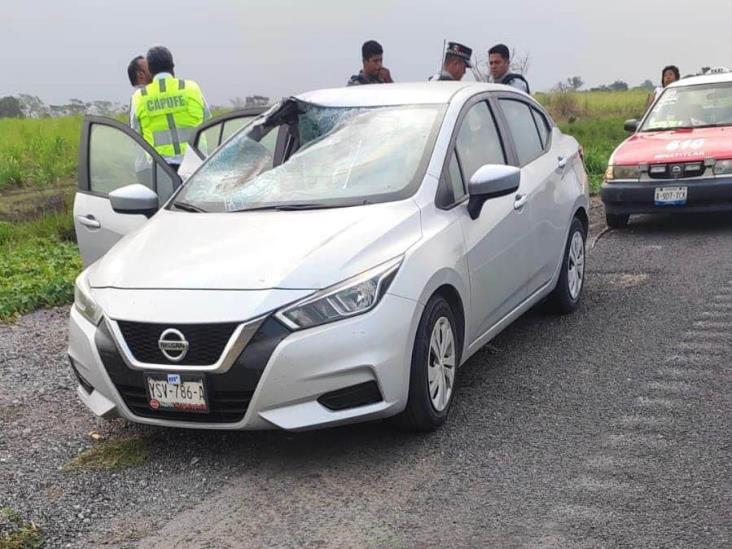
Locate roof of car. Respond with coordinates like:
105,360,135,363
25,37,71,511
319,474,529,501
296,82,518,107
668,71,732,88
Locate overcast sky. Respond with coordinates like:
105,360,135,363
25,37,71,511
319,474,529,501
1,0,729,106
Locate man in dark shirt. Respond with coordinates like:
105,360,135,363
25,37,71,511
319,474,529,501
347,40,393,86
488,44,530,93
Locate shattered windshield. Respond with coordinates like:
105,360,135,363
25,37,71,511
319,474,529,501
173,101,445,212
642,82,732,131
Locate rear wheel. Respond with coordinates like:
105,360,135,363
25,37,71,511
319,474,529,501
606,212,629,229
546,217,586,314
392,294,459,431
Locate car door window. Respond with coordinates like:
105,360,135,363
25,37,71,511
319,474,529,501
221,117,255,143
448,152,465,200
531,108,550,149
192,110,267,159
455,101,505,183
197,124,223,156
499,99,544,165
89,124,154,195
155,164,176,205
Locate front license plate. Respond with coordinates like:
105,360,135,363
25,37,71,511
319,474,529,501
654,186,687,206
145,374,208,413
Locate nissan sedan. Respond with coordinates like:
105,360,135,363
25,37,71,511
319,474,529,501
69,82,589,431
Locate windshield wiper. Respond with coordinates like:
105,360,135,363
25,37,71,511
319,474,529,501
231,203,342,213
643,123,729,132
171,201,207,213
230,198,376,213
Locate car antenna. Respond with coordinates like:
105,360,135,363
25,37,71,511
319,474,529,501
438,39,446,77
471,52,486,82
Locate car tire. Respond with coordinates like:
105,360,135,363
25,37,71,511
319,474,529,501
546,217,586,315
606,212,629,229
391,294,459,432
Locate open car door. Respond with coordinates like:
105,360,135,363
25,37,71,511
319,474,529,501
73,116,182,267
177,107,267,179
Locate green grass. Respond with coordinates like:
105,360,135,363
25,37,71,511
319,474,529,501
0,508,43,549
63,437,149,471
536,90,648,194
537,89,648,121
558,117,630,193
0,208,81,321
0,117,81,190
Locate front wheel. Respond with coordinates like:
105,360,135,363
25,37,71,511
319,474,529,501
546,217,586,314
391,294,459,432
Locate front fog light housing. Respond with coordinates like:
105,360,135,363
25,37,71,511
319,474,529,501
276,256,402,330
713,159,732,175
74,272,103,326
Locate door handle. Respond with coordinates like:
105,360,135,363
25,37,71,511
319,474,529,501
77,215,101,229
557,156,568,169
513,193,528,210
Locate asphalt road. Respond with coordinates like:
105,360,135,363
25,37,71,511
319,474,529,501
2,211,730,548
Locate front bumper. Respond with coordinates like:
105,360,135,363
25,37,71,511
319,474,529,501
600,176,732,215
67,293,421,431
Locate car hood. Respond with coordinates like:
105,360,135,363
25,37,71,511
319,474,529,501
89,201,422,290
611,126,732,165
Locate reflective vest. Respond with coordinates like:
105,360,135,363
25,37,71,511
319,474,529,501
132,77,206,161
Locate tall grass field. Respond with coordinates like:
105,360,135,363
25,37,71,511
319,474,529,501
0,89,648,320
0,117,80,189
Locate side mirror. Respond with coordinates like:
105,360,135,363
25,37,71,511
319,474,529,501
624,119,639,132
467,165,521,220
109,184,159,218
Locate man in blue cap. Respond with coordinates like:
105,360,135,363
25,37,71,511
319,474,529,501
430,42,473,81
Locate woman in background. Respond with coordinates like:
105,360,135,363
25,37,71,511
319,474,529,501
646,65,680,110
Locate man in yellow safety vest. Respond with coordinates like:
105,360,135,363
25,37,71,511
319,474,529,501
131,46,211,170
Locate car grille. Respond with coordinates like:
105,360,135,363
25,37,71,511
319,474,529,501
95,318,290,424
117,321,238,365
648,162,706,180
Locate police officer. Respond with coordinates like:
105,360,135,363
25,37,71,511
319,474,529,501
488,44,530,93
131,46,211,170
347,40,393,86
429,42,472,81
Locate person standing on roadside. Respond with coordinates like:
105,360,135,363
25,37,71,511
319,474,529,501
131,46,211,170
429,42,473,81
347,40,394,86
646,65,680,109
127,55,151,126
488,44,530,93
127,55,152,90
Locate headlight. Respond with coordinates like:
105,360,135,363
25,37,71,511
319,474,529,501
605,164,641,181
713,159,732,175
74,272,103,325
276,256,402,331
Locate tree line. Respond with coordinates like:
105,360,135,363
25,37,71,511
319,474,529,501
0,94,272,119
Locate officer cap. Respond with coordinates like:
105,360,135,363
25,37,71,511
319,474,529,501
446,42,473,68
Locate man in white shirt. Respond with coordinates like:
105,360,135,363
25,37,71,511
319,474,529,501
127,55,151,125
